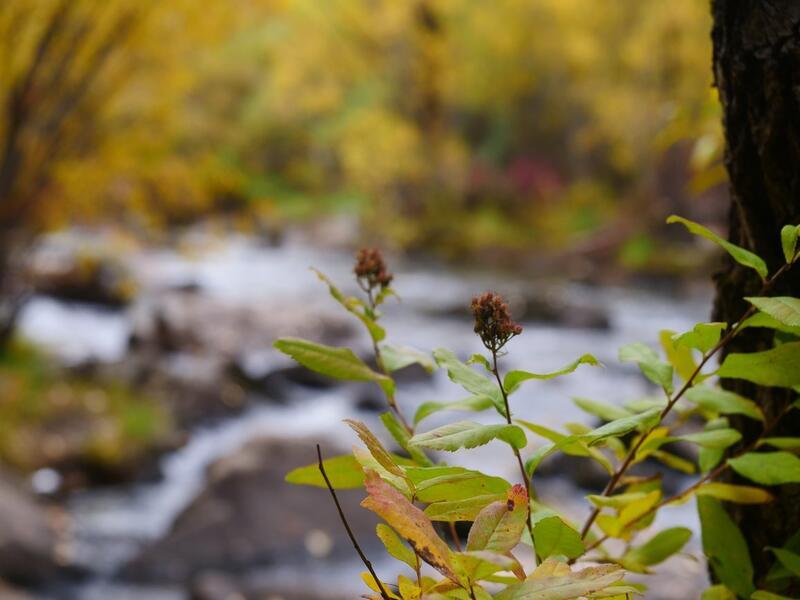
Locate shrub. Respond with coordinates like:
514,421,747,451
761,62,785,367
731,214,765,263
277,217,800,599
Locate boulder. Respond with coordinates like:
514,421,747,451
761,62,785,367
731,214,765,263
122,437,379,583
0,471,63,585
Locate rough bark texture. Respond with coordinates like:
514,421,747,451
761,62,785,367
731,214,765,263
711,0,800,589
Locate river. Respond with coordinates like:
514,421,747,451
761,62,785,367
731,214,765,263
17,231,713,599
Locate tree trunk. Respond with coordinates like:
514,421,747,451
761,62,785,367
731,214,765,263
711,0,800,589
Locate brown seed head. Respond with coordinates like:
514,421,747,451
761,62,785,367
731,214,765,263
471,291,522,351
354,248,393,291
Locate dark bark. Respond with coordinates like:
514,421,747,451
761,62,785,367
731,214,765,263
711,0,800,590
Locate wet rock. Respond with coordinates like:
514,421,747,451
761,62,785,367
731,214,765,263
28,242,135,308
122,437,379,583
189,571,246,600
0,471,62,585
422,286,610,330
0,580,35,600
129,294,356,360
535,452,609,492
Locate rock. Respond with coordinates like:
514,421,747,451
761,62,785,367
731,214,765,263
535,452,609,492
0,580,35,600
129,293,356,361
189,571,246,600
421,286,610,330
0,471,62,585
122,437,379,583
28,239,136,308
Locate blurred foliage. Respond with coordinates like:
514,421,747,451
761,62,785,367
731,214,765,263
0,339,170,477
0,0,723,259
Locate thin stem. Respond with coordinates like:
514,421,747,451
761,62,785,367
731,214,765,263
578,261,794,540
449,521,463,552
366,287,414,434
317,444,391,600
491,349,537,563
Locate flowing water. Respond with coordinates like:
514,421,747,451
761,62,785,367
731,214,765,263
17,233,713,598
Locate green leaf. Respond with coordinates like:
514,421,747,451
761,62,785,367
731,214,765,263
696,483,774,504
453,550,521,583
433,348,504,414
572,397,632,422
285,454,364,488
684,386,764,421
530,506,584,560
467,353,492,371
640,428,741,455
698,495,755,597
651,449,696,474
719,342,800,388
517,420,613,474
582,407,662,446
660,329,698,382
467,485,528,553
673,322,727,354
361,470,456,581
619,342,674,393
729,452,800,485
410,421,527,452
781,224,799,263
312,268,386,342
586,492,649,509
414,395,495,425
621,527,692,571
380,343,435,373
680,428,742,449
768,547,800,577
273,338,394,397
759,437,800,450
524,408,661,477
425,494,507,522
406,466,511,503
380,412,432,466
746,297,800,328
667,215,768,280
752,591,796,600
376,523,417,569
498,563,624,600
700,585,736,600
767,528,800,584
740,312,800,337
503,354,600,394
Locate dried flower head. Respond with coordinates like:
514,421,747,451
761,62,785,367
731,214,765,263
471,291,522,351
354,248,393,292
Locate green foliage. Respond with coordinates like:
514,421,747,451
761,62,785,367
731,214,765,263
780,225,800,263
746,297,800,328
699,496,755,597
276,221,800,598
0,339,170,474
728,452,800,486
273,338,395,397
619,342,674,393
503,354,599,394
621,527,692,572
285,454,365,489
409,421,527,452
667,215,769,280
718,343,800,388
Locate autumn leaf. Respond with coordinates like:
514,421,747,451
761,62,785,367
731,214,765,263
361,470,456,581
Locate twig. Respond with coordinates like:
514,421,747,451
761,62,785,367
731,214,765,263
578,261,794,539
491,349,537,563
317,444,391,600
366,287,413,434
